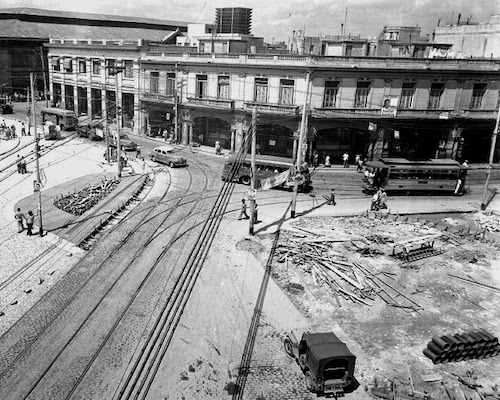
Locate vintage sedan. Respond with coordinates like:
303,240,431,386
150,146,187,167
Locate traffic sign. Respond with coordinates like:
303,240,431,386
248,188,257,199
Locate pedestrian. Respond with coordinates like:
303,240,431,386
215,140,221,155
324,155,331,167
462,160,469,168
253,201,259,223
355,153,360,167
16,155,22,173
15,207,25,233
21,157,27,174
26,210,35,235
11,125,16,138
237,198,249,220
342,152,349,168
327,188,336,206
313,151,319,168
21,122,26,136
136,145,141,158
356,155,363,172
379,188,388,209
370,190,380,211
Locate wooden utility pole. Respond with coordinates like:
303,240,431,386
109,64,123,176
481,104,500,210
31,72,43,236
249,106,257,235
291,70,311,218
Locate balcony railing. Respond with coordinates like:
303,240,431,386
143,92,176,104
460,109,498,119
313,108,459,119
244,102,299,115
187,97,234,109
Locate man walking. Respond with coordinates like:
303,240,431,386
16,155,22,173
238,199,250,220
15,207,25,233
327,188,336,206
20,157,27,174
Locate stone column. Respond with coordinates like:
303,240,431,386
180,110,191,145
100,59,107,121
371,128,385,160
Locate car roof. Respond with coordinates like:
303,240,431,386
302,332,356,362
155,146,175,152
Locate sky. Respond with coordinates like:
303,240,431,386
3,0,500,43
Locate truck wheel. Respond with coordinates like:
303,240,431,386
240,175,251,185
305,371,315,392
284,339,294,357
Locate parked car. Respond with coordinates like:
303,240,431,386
109,132,137,151
284,329,359,397
150,146,187,167
0,99,13,114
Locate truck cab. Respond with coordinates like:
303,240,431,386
284,329,358,397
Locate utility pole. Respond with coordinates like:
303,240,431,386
109,63,123,177
291,70,311,218
481,104,500,210
174,62,179,143
249,106,257,235
31,72,43,236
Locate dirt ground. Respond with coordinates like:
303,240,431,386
258,211,500,399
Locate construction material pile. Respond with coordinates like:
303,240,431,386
274,227,422,312
424,329,500,364
54,178,120,216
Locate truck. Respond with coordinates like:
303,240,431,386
284,329,359,397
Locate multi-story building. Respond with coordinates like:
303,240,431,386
433,14,500,59
139,52,500,163
0,7,189,98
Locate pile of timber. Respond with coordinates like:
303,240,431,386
275,229,422,312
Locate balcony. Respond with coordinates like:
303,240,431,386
244,102,299,115
186,97,234,109
459,109,498,119
142,92,176,104
313,108,458,119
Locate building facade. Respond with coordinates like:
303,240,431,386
433,14,500,59
139,53,500,163
0,7,189,97
46,40,500,164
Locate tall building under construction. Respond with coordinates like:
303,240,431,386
215,7,252,34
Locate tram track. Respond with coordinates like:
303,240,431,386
0,151,217,399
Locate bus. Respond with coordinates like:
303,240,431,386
362,158,467,194
222,154,312,192
40,107,78,131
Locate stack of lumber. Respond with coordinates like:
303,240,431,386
275,229,423,312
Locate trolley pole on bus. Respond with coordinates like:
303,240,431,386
30,72,43,236
291,71,311,218
249,106,257,235
481,103,500,210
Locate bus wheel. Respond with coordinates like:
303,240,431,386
240,176,251,185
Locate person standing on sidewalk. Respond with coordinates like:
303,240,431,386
327,188,336,206
21,157,27,174
26,210,35,236
342,152,349,168
15,208,26,233
21,122,26,136
238,199,249,220
16,155,22,173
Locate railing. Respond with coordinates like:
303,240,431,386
313,108,463,118
244,102,299,115
186,97,234,109
142,52,500,70
313,108,382,117
460,109,498,118
143,92,176,103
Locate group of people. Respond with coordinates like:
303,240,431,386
370,187,388,211
16,155,27,174
14,207,36,236
311,151,365,171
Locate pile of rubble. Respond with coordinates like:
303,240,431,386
274,223,423,312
